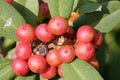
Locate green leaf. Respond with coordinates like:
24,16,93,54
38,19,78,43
40,74,62,80
0,0,25,41
15,73,36,80
59,0,74,18
80,3,102,13
0,64,15,80
95,9,120,33
48,0,59,17
6,48,16,59
62,59,103,80
13,0,39,26
72,11,103,30
94,1,120,33
2,38,15,55
48,0,74,18
72,0,80,12
73,1,120,32
0,58,11,69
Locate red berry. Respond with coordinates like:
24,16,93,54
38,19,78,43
63,26,75,39
46,49,62,66
58,64,64,78
48,16,69,35
16,24,35,43
58,45,75,63
88,57,99,70
15,43,32,60
11,58,29,76
75,42,95,61
63,39,75,46
92,29,103,47
40,65,57,79
76,25,95,43
5,0,13,5
28,55,47,73
35,24,55,42
39,2,50,17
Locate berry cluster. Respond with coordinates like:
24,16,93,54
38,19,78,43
11,16,103,79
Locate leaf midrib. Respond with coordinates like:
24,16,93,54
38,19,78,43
71,62,85,80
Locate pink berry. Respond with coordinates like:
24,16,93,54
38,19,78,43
5,0,14,5
76,25,95,43
40,65,57,79
28,55,47,73
39,2,50,17
35,24,55,42
11,58,29,76
16,24,35,43
92,29,103,47
48,16,69,35
75,42,95,61
46,49,62,66
58,45,75,63
15,43,32,60
58,64,64,78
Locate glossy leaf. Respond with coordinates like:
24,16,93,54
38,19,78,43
15,73,36,80
73,1,120,33
80,3,102,13
62,59,103,80
48,0,74,18
72,0,80,12
94,1,120,33
48,0,59,17
0,0,25,41
0,58,11,69
6,48,16,59
59,0,74,18
0,64,15,80
40,75,62,80
2,38,15,55
13,0,39,26
72,11,103,30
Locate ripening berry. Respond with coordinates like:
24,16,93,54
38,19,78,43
76,25,95,43
58,45,75,63
39,2,50,17
15,43,32,60
11,58,29,76
58,64,64,78
75,42,95,61
88,57,99,70
35,24,55,42
92,29,103,47
28,55,47,73
63,26,75,39
40,65,57,79
4,0,14,5
16,24,35,43
48,16,69,35
46,49,62,66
